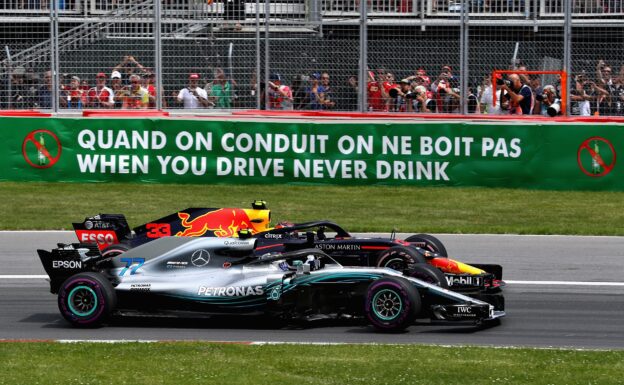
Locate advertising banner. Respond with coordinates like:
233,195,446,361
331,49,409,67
0,117,622,190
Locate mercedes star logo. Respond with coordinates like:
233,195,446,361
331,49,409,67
191,249,210,267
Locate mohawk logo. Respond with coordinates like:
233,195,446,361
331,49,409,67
176,208,262,237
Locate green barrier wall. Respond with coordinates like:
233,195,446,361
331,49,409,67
0,117,621,190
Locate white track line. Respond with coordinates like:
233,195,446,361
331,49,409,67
1,275,623,286
505,280,624,286
0,275,48,279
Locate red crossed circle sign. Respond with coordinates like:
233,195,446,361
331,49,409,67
22,129,62,169
577,136,616,177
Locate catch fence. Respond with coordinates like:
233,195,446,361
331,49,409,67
1,0,623,115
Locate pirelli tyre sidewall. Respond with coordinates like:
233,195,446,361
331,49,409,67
404,234,448,257
58,272,116,327
365,277,420,332
407,264,449,289
101,243,131,258
376,246,426,272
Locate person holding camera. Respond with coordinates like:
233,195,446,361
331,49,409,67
570,73,608,116
267,73,293,110
499,73,533,115
535,85,561,117
112,55,148,83
176,73,211,109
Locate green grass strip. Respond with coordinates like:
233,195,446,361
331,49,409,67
1,182,623,235
0,342,622,385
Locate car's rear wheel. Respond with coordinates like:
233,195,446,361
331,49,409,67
58,272,116,327
376,246,426,272
405,234,448,257
406,264,449,288
364,277,420,332
101,243,131,258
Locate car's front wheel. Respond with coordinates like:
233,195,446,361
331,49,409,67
404,233,448,257
406,264,449,288
57,272,116,327
364,277,421,332
376,246,426,272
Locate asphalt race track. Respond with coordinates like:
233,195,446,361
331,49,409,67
1,232,624,349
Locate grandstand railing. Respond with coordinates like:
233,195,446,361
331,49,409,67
1,0,624,19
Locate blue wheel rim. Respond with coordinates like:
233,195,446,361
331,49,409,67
68,285,98,317
372,289,403,321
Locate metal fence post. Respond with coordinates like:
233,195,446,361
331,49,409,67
154,0,162,110
52,0,59,113
563,0,571,116
459,0,468,115
358,0,367,112
264,0,271,110
256,0,261,109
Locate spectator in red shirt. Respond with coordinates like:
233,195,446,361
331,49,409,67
367,71,385,111
87,72,114,108
267,73,293,110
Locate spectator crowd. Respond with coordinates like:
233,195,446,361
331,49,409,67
6,55,624,116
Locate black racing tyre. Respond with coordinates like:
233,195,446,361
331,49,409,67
405,233,448,257
376,246,426,272
364,277,421,332
101,243,131,258
57,272,116,327
406,264,449,289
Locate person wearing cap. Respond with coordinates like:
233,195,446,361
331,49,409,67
121,74,149,109
86,73,114,108
9,66,35,109
267,73,293,110
177,73,211,109
64,75,86,109
110,71,125,109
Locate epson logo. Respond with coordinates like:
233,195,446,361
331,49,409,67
264,233,283,239
52,260,82,269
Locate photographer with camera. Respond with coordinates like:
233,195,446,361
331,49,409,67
498,73,533,115
176,73,211,109
534,85,561,117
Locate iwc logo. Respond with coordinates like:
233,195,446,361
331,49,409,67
191,249,211,267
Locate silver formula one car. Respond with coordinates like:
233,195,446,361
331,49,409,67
38,237,504,332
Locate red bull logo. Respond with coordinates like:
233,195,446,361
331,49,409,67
176,208,267,237
429,258,485,275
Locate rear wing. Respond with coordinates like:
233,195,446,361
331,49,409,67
37,243,105,293
72,201,271,250
72,214,132,250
